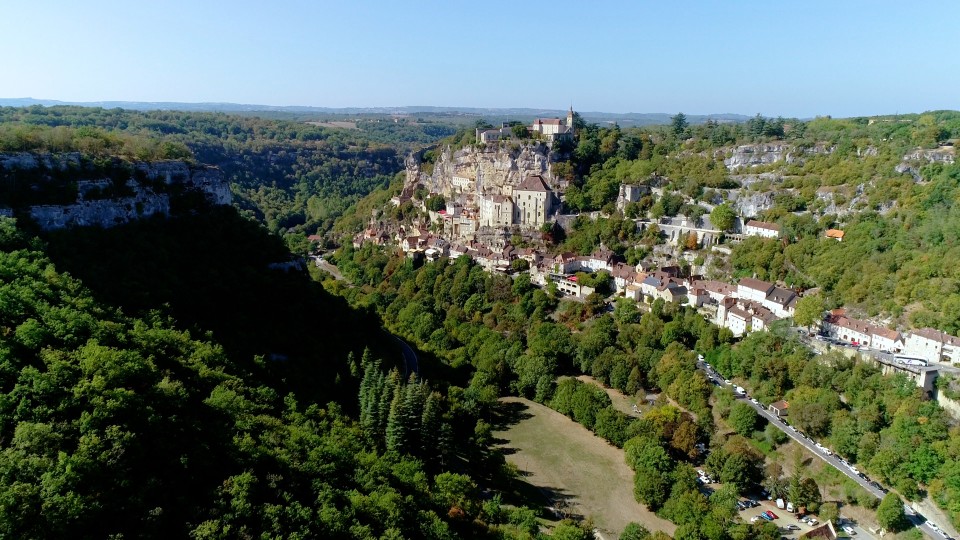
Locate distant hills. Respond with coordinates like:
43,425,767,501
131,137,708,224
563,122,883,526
0,98,751,126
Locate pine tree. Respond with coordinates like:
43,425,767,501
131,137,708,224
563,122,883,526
420,392,441,459
385,385,405,453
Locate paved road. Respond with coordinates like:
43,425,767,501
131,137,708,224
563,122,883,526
395,336,419,377
696,359,948,540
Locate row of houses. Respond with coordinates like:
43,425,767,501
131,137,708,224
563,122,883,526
822,309,960,363
353,219,959,365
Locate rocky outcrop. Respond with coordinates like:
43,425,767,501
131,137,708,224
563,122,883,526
729,191,776,217
1,152,231,230
722,143,835,170
895,147,956,181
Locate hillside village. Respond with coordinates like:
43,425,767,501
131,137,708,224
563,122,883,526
348,110,960,370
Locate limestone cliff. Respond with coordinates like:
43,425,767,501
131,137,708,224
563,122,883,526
0,152,231,230
722,143,835,170
407,142,563,201
895,147,956,181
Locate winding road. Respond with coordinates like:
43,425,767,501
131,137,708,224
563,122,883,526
697,359,950,540
395,336,419,377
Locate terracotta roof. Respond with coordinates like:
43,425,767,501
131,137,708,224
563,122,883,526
694,280,736,295
825,229,845,239
745,219,781,232
728,307,750,320
752,308,778,324
830,315,872,335
535,118,563,125
739,277,774,293
912,327,960,345
516,175,550,192
872,326,901,341
770,400,789,410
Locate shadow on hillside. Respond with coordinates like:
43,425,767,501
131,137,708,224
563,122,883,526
40,205,392,410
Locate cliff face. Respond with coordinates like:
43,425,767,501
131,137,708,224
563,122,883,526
408,142,562,198
1,152,231,230
722,143,835,170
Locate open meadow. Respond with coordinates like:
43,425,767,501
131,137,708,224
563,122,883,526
495,396,676,539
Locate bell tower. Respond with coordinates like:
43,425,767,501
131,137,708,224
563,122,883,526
566,104,574,128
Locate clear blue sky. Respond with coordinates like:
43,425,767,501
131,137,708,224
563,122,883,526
3,1,958,118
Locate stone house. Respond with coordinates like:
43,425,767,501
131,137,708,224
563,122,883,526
513,175,554,228
743,219,781,238
904,327,960,364
479,195,514,227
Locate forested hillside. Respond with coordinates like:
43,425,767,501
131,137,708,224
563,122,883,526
0,204,602,538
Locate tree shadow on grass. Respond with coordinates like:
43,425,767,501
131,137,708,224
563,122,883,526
490,399,534,433
491,400,533,447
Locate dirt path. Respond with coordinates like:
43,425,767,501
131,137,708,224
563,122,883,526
496,396,676,538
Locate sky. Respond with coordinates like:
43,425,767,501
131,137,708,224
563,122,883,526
2,1,958,118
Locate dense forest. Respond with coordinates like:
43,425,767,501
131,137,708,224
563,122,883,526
0,204,621,538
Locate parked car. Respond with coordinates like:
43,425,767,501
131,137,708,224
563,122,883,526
788,525,801,531
768,511,779,519
760,513,774,521
843,526,856,535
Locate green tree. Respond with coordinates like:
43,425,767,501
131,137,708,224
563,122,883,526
671,113,689,138
621,522,651,540
876,493,908,532
709,204,736,232
728,402,759,436
793,294,825,331
818,502,839,524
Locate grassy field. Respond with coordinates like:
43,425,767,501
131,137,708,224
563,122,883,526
494,396,676,539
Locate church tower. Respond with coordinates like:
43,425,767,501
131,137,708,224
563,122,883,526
566,105,575,129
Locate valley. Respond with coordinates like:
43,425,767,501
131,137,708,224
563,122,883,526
1,105,959,540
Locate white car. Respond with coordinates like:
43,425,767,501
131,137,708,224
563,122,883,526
843,526,856,535
751,398,759,405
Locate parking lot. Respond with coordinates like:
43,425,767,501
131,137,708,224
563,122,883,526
738,500,818,536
